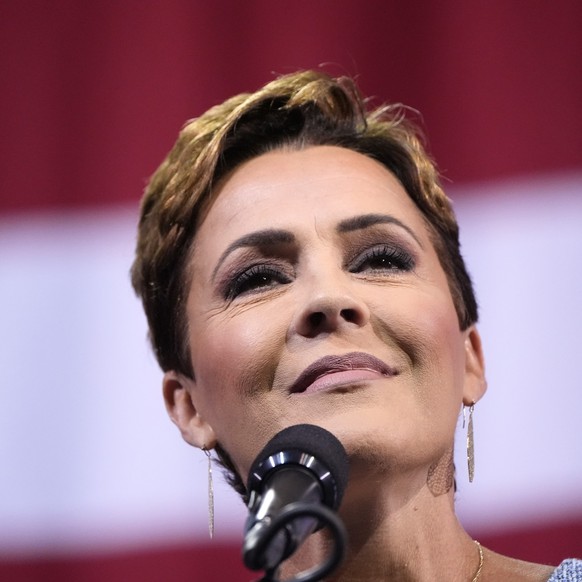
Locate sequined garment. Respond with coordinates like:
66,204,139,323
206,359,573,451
547,559,582,581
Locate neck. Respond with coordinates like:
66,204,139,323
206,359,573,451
280,469,479,582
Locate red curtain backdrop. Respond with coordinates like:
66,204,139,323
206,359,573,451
1,2,581,581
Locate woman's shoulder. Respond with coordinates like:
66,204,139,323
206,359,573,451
484,549,578,581
547,559,582,581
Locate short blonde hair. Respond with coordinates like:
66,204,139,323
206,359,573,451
131,70,477,380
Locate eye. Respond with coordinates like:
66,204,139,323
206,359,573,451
224,264,292,300
349,244,415,274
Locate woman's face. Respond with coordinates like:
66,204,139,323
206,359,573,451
170,146,485,484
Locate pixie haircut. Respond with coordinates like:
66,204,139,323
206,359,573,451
131,71,478,495
132,70,477,376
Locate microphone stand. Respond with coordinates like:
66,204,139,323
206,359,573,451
252,503,347,582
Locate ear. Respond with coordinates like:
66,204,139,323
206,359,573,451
462,326,487,405
163,370,217,450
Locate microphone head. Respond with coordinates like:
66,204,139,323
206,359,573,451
246,424,349,511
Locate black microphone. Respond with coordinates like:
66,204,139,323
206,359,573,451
242,424,349,575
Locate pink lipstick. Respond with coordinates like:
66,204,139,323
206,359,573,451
290,352,396,395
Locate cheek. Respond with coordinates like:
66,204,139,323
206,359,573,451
408,293,467,441
194,309,286,395
373,287,466,396
418,296,464,367
188,307,289,472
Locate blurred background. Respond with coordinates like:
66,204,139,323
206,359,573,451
1,1,581,580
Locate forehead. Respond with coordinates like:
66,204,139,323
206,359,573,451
196,146,430,247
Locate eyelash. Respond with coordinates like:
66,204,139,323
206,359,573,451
348,244,415,274
223,263,292,300
222,244,414,301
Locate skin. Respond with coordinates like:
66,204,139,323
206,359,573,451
163,146,554,581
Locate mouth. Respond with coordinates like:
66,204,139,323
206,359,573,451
289,352,397,395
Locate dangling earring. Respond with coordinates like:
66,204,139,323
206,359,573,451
203,447,214,538
463,403,476,483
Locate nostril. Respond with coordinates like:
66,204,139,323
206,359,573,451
340,308,358,323
294,297,369,337
308,312,325,328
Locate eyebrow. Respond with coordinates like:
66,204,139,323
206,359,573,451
337,213,423,248
212,229,295,280
212,214,422,280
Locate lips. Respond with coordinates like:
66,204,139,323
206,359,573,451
289,352,396,395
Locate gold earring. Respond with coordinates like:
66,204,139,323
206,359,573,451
203,447,214,538
465,403,475,483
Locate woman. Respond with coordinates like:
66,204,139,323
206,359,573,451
131,71,580,581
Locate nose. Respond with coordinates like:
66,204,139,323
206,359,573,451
291,281,370,338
